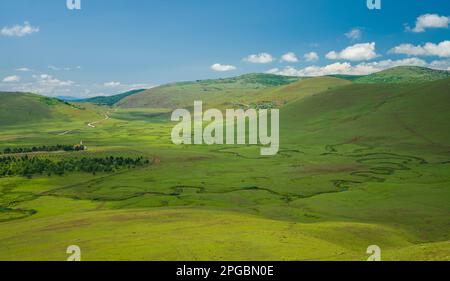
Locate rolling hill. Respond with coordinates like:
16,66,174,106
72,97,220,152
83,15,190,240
281,76,450,148
0,92,100,128
353,66,450,84
116,73,302,109
0,92,54,127
246,76,351,107
276,77,450,248
116,67,450,109
0,67,449,261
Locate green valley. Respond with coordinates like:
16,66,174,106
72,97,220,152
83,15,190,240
0,66,449,261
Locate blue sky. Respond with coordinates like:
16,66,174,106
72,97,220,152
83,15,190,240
0,0,449,97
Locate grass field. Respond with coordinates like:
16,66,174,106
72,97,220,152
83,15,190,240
0,67,449,261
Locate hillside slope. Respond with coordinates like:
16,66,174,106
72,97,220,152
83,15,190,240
117,66,450,109
116,73,302,109
0,92,100,128
354,66,450,84
281,77,450,148
246,76,351,107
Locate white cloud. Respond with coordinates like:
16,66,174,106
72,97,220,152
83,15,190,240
411,14,449,33
268,63,353,77
345,28,362,41
266,57,429,77
304,52,319,62
244,52,274,64
1,21,39,37
103,81,121,87
4,74,75,96
34,74,74,87
326,42,378,61
16,67,31,72
430,59,450,71
0,74,154,98
125,83,154,90
2,75,21,82
211,63,236,72
352,58,428,74
390,41,450,58
48,65,80,71
280,52,299,63
266,68,280,74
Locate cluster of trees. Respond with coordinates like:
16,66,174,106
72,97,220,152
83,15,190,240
2,144,85,155
0,156,149,178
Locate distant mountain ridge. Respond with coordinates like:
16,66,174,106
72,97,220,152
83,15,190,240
353,66,450,84
78,89,147,106
56,96,81,102
3,66,449,114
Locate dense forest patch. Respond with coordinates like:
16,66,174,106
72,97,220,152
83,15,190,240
0,156,150,178
2,144,86,155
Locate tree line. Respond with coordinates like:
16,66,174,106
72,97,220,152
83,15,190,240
0,156,150,178
2,144,86,155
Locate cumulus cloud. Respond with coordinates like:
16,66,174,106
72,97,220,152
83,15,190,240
125,83,154,91
266,57,430,77
326,42,378,61
244,53,274,64
430,59,450,71
16,67,31,72
410,14,449,33
3,74,75,96
48,65,81,71
211,63,236,72
103,81,121,87
280,52,299,63
390,41,450,58
1,21,39,37
266,68,280,75
48,66,61,71
0,73,154,98
304,52,319,62
345,28,362,41
268,63,355,77
34,74,74,87
2,75,21,82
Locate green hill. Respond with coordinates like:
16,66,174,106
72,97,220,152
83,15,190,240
353,66,450,84
0,92,99,128
117,67,450,109
239,76,351,107
116,73,302,109
278,77,450,246
79,89,146,106
0,92,53,127
281,77,450,148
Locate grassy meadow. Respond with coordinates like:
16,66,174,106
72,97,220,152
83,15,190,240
0,67,449,261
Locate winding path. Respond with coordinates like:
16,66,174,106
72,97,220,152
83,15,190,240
57,130,72,136
87,113,110,128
